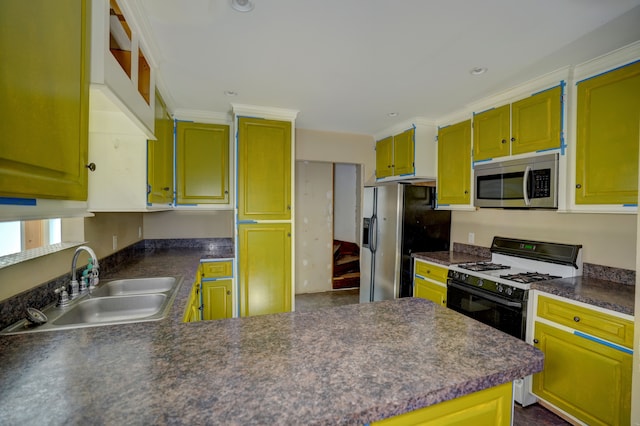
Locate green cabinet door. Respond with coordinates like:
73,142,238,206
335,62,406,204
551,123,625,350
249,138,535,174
147,91,174,205
202,279,233,320
393,128,415,176
473,104,510,161
0,0,90,200
238,223,292,317
512,86,562,155
533,322,632,426
413,277,446,307
575,61,640,205
375,136,394,178
437,120,471,205
176,122,229,205
238,118,291,220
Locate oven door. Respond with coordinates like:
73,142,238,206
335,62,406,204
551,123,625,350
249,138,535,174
446,281,526,340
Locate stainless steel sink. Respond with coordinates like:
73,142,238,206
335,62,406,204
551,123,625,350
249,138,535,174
52,294,167,326
0,276,183,335
90,277,176,297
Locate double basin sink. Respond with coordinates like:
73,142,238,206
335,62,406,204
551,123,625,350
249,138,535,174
1,276,183,335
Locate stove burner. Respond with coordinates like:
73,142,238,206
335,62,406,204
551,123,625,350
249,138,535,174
499,272,561,284
457,262,510,272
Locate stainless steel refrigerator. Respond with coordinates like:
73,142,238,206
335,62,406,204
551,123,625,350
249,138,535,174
360,184,451,303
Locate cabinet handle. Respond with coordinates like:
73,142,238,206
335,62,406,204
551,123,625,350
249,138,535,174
533,339,539,344
226,290,231,295
464,190,468,194
501,139,507,144
510,137,516,143
86,163,96,171
163,187,170,191
575,184,582,189
573,316,580,322
287,205,291,210
225,190,229,194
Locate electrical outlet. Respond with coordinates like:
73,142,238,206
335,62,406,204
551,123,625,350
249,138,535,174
468,232,475,244
112,235,118,251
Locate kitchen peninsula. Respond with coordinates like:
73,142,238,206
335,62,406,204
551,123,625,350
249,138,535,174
0,249,543,425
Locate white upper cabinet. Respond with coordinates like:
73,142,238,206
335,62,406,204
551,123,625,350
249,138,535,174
90,0,155,137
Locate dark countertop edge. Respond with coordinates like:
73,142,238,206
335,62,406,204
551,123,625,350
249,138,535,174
412,251,490,266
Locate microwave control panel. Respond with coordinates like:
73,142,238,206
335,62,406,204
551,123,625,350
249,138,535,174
531,169,551,198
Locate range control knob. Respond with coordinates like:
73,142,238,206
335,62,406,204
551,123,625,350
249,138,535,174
505,287,514,296
497,284,504,293
452,271,460,280
477,279,484,287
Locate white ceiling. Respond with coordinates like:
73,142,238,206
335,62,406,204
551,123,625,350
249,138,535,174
128,0,640,135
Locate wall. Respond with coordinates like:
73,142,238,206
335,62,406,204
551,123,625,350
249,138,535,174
452,209,636,270
143,210,234,239
295,161,334,294
295,128,374,178
0,212,143,302
334,163,359,243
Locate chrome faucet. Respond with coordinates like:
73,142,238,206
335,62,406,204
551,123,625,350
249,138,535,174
69,246,100,299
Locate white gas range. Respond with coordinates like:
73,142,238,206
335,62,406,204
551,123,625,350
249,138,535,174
445,237,582,406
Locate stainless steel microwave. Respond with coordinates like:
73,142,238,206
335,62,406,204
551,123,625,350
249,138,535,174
474,153,558,209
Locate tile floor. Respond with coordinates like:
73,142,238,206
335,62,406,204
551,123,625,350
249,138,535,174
294,289,570,426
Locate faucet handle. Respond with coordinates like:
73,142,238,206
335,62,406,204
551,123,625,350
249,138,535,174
55,286,69,307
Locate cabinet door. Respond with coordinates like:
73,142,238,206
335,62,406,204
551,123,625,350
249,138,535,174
238,118,291,220
393,128,415,176
0,0,90,200
239,223,292,317
176,122,229,205
202,279,233,320
437,120,471,205
512,86,562,155
375,136,394,178
414,277,446,306
575,61,640,205
147,91,174,204
183,281,201,323
473,104,510,161
533,322,632,426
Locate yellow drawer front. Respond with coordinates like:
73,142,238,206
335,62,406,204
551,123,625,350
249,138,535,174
415,261,448,284
414,277,446,306
537,295,634,348
202,261,233,278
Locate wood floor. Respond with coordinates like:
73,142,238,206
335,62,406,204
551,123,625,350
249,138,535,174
294,289,570,426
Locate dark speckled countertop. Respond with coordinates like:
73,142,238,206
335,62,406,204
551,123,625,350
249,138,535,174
0,249,544,425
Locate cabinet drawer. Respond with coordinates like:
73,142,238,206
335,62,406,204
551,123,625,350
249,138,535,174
414,261,448,284
414,277,446,306
537,295,634,348
201,261,233,278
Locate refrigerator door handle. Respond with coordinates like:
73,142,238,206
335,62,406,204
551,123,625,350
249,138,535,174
370,215,377,253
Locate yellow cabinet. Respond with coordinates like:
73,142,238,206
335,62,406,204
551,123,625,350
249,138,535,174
575,61,640,205
437,120,471,205
375,136,394,178
147,91,174,205
537,294,634,348
414,277,446,307
238,223,292,317
413,260,448,307
532,321,632,426
474,86,562,161
202,279,233,321
375,129,415,178
373,382,512,425
0,0,90,200
176,121,230,205
183,281,202,323
237,118,292,220
202,261,233,279
473,105,511,161
511,86,562,155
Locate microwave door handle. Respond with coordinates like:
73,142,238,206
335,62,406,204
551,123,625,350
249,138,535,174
523,166,532,206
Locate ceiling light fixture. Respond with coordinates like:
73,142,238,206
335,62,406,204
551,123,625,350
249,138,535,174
469,67,488,76
224,90,238,97
231,0,254,12
387,112,399,117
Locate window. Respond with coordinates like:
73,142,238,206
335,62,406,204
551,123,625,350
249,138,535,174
0,219,62,257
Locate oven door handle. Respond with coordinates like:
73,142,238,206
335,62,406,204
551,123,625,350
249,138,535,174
522,165,532,206
448,281,523,308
